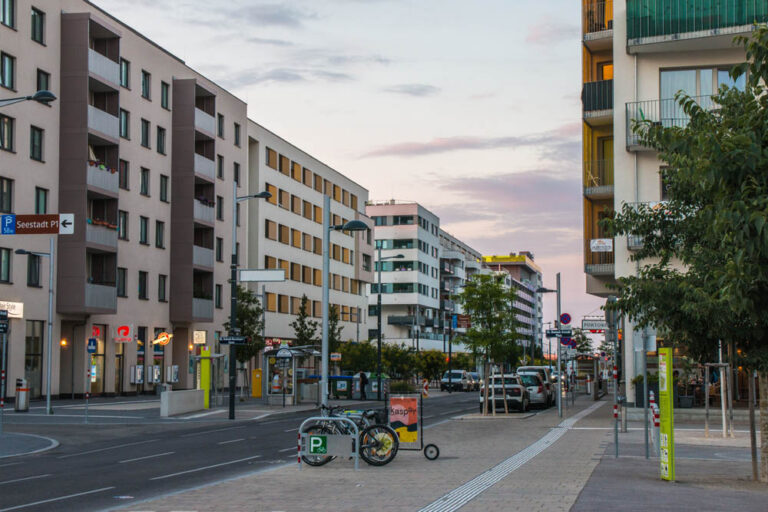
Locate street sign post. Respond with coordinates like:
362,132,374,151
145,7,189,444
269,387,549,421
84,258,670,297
0,213,75,235
219,335,247,345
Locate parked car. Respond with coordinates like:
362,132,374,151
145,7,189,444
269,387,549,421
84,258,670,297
478,374,529,413
518,373,548,408
441,370,470,391
469,372,481,391
517,366,554,406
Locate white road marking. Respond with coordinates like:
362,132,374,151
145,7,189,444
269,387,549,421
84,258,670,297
10,413,142,419
150,455,262,480
418,402,606,512
250,413,270,420
58,439,159,459
174,410,223,419
0,486,115,511
278,447,296,452
181,426,245,438
0,462,22,468
0,474,50,486
217,438,245,445
119,451,174,464
283,427,299,432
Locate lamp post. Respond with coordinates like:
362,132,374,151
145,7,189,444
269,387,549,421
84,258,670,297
228,185,271,420
321,195,368,407
0,90,56,108
16,239,55,415
537,271,562,418
376,248,404,401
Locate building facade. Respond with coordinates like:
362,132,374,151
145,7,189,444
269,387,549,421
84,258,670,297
437,229,482,348
246,122,373,345
581,0,760,400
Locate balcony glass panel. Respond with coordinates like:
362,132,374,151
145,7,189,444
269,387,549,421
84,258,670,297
86,161,119,194
85,283,117,310
193,298,213,320
86,223,118,249
195,108,216,135
88,48,119,86
194,153,215,181
87,105,119,140
582,79,613,112
194,199,215,223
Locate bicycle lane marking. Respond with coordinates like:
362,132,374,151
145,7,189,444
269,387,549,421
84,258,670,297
417,401,606,512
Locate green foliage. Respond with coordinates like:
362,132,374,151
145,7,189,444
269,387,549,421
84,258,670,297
389,380,415,394
382,343,416,379
223,285,264,364
449,352,475,371
327,305,344,354
289,295,318,346
418,350,447,381
338,340,377,373
573,328,593,356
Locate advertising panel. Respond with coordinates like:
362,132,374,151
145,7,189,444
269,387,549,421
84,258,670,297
389,397,418,443
659,347,675,481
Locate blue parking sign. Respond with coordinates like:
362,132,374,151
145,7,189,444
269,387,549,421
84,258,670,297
451,315,457,329
87,338,97,354
1,215,15,235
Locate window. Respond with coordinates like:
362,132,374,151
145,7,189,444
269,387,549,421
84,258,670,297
119,58,129,88
156,127,166,154
119,109,129,139
1,52,15,90
216,155,224,178
265,220,277,240
266,147,277,169
117,267,126,297
217,114,224,138
0,247,10,282
303,167,312,186
291,195,301,215
266,183,277,205
215,284,222,308
117,159,129,190
29,126,42,161
216,195,223,220
26,254,40,287
30,8,44,44
36,69,49,92
234,123,241,146
158,274,167,302
0,177,12,212
139,216,149,244
160,81,170,109
291,229,301,248
118,211,128,240
34,187,47,214
140,119,150,148
278,224,289,244
0,114,12,151
138,271,148,299
141,70,151,99
155,221,164,248
1,0,14,28
234,162,240,186
278,190,289,209
215,237,223,262
140,168,150,196
291,162,301,182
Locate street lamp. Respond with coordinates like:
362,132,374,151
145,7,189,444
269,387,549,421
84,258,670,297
16,240,55,415
228,185,271,420
0,90,56,108
375,249,404,401
537,271,562,418
321,195,368,407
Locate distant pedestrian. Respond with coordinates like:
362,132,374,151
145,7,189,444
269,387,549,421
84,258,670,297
359,371,369,400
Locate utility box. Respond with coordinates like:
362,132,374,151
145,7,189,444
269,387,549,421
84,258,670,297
252,369,262,398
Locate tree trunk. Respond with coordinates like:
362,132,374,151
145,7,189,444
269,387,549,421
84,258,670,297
749,370,758,481
501,364,509,414
760,371,768,482
483,359,490,416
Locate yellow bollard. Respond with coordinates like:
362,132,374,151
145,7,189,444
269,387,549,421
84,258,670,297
252,369,262,398
201,349,210,409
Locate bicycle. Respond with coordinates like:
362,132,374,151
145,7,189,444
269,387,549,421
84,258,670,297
301,404,399,467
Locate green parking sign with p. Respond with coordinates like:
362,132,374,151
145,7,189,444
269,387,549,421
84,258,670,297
308,435,327,454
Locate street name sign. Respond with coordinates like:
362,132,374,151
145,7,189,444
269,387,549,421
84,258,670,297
220,335,247,345
545,328,573,338
239,269,286,282
582,319,607,332
1,213,75,235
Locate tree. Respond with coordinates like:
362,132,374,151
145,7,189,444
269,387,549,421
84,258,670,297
338,341,377,373
223,285,264,364
572,328,593,357
418,350,447,382
453,273,523,415
604,27,768,481
290,295,318,346
327,305,344,354
382,343,416,380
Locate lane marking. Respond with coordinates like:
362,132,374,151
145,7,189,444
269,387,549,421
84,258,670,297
283,428,299,432
217,438,245,445
0,462,22,468
9,413,142,419
0,474,50,486
418,401,606,512
278,447,296,452
174,410,223,420
250,413,270,420
181,426,245,438
150,455,262,480
58,439,159,459
0,486,115,511
119,451,174,464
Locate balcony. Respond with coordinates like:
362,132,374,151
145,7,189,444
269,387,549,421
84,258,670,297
441,299,455,311
193,245,214,269
194,153,215,181
193,298,213,320
465,260,481,272
86,222,118,249
194,108,216,136
583,159,614,199
194,199,215,224
88,49,120,88
627,0,768,53
87,105,119,141
625,95,714,149
583,0,614,51
582,79,613,126
441,250,464,262
86,161,119,195
585,239,615,276
85,283,117,311
388,315,426,326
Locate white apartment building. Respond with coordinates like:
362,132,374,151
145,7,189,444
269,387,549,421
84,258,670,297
246,122,373,345
367,201,442,350
438,229,482,351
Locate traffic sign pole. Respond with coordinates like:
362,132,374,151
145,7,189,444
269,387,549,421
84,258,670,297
0,312,7,435
556,273,562,419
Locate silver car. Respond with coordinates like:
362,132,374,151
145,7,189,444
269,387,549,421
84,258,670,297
518,373,547,407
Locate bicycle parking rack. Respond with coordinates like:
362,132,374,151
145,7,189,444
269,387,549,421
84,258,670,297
298,416,360,470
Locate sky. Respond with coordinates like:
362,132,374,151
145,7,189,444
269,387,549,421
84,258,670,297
92,0,606,335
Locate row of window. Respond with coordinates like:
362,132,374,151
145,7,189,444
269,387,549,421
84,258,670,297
263,292,361,322
265,147,358,210
369,282,440,298
373,260,439,278
264,182,361,237
264,219,357,265
118,162,170,201
374,239,439,258
117,212,165,248
0,177,47,215
371,214,439,236
1,2,44,44
264,255,363,296
0,113,46,161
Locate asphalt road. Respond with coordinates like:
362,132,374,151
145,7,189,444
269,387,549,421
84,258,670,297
0,392,482,512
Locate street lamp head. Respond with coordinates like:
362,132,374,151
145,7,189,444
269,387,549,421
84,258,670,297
536,287,556,293
30,90,56,104
337,219,368,232
393,254,405,259
14,249,30,255
253,191,272,199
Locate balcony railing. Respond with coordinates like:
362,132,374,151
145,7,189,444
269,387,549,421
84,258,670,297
585,239,615,275
584,159,614,198
627,0,768,42
88,48,120,86
583,0,614,35
86,223,118,249
87,105,119,140
625,95,714,148
388,315,426,326
86,161,119,194
194,153,215,181
193,298,213,320
85,283,117,310
193,245,214,268
194,108,216,135
582,79,613,112
194,199,215,224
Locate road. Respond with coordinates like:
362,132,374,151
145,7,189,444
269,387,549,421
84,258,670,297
0,393,479,511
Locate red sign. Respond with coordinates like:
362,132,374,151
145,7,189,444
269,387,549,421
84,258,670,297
456,314,471,329
113,324,133,343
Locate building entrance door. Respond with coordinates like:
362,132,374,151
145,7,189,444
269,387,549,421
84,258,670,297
114,342,124,395
90,325,107,395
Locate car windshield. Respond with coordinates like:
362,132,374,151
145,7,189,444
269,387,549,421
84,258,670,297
520,375,540,387
443,371,464,379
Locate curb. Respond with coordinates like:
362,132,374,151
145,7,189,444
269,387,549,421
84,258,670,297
0,433,60,459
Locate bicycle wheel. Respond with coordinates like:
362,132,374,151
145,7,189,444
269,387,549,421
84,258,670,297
301,424,336,467
358,424,399,466
424,443,440,461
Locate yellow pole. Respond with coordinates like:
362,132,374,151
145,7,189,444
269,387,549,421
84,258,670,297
201,349,211,409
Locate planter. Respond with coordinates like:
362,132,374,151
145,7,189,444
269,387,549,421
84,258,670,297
678,395,694,408
634,382,659,407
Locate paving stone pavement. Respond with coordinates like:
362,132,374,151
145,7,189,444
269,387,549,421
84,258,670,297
116,396,610,512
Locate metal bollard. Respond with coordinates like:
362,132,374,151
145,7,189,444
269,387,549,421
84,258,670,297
620,403,628,433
